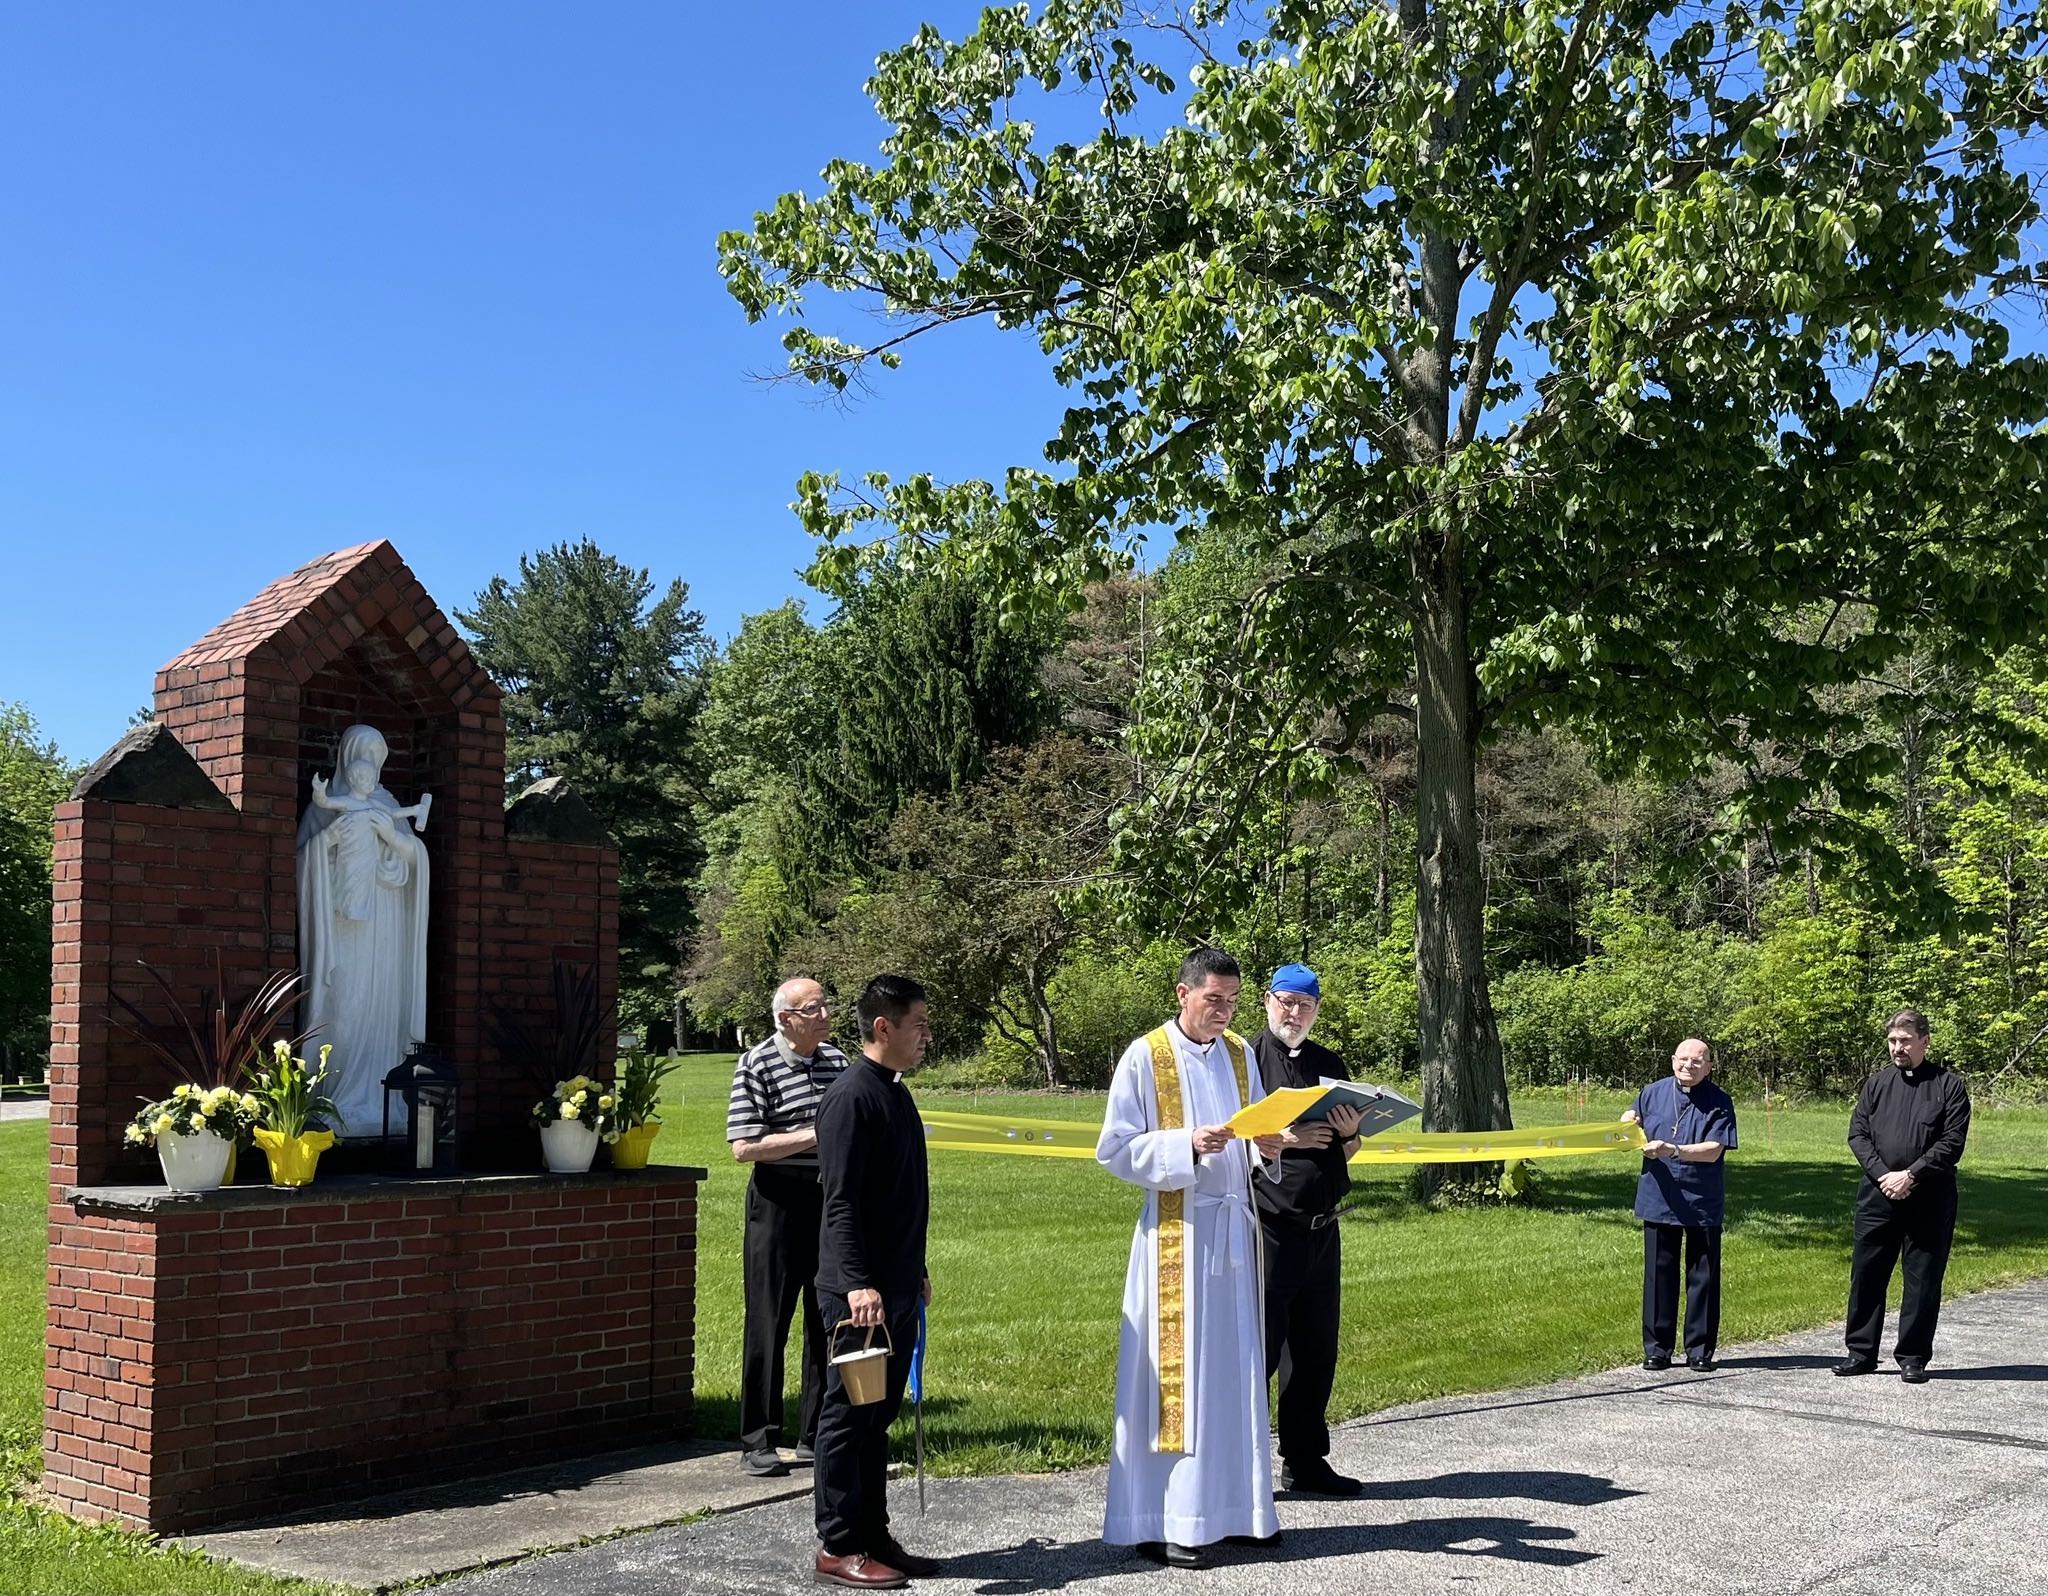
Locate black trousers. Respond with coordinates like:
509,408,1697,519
1845,1177,1958,1363
739,1166,826,1454
1262,1214,1342,1466
1642,1222,1722,1360
813,1288,919,1557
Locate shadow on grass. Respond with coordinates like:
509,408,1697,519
1530,1161,2048,1253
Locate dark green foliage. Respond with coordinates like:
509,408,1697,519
0,706,74,1079
459,541,711,1041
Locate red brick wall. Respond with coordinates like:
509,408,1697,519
44,1175,701,1532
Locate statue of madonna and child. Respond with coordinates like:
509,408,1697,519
295,724,433,1134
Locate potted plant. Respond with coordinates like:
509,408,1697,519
532,1075,615,1173
608,1053,680,1169
125,1082,263,1192
110,953,310,1183
249,1039,344,1187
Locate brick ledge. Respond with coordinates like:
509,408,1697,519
65,1166,709,1215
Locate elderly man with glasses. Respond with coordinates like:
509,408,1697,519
726,976,850,1476
1252,964,1366,1498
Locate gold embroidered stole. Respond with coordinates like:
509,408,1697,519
1144,1025,1251,1454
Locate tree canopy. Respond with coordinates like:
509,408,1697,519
721,0,2048,1166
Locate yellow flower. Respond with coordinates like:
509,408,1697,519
174,1083,196,1099
598,1094,614,1110
573,1089,588,1104
125,1126,146,1146
560,1102,581,1120
152,1115,175,1137
240,1093,258,1113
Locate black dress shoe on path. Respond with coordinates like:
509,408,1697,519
1686,1356,1717,1373
1282,1461,1365,1496
1833,1357,1879,1376
1135,1542,1209,1570
743,1447,791,1477
1643,1354,1672,1371
1899,1360,1931,1384
814,1551,908,1589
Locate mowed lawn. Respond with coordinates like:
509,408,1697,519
0,1061,2043,1593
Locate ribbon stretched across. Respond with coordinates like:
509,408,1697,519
917,1109,1645,1164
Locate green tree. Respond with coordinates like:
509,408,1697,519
460,541,712,1042
721,0,2048,1185
0,704,76,1076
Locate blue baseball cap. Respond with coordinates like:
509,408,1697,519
1269,963,1321,998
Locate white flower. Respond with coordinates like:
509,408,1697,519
560,1102,581,1121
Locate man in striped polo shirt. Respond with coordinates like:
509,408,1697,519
727,976,850,1477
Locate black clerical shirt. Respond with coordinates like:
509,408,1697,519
1252,1029,1353,1223
1847,1060,1971,1187
815,1055,930,1301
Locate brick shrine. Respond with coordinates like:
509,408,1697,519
44,542,705,1531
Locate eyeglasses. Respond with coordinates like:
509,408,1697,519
780,1001,829,1019
1268,993,1317,1012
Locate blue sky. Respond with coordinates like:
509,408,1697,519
0,2,1075,762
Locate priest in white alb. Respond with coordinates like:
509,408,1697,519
1097,946,1294,1570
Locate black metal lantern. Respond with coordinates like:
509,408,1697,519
383,1045,460,1175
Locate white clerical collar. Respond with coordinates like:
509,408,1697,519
1167,1019,1223,1053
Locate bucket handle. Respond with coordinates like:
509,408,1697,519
830,1319,895,1359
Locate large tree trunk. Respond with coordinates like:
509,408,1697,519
1409,554,1513,1199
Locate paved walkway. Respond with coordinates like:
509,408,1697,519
437,1279,2047,1596
0,1092,49,1122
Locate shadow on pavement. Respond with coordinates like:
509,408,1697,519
1344,1469,1642,1507
1928,1364,2048,1382
1710,1353,1841,1371
940,1515,1598,1593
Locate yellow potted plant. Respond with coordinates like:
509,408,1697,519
126,1082,263,1192
250,1039,344,1187
608,1053,680,1169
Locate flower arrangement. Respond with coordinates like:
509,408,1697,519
248,1040,344,1187
532,1075,618,1140
250,1039,344,1139
612,1054,680,1131
126,1082,261,1148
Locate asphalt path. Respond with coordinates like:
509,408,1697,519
440,1280,2047,1596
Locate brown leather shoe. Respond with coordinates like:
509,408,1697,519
814,1551,909,1589
876,1538,945,1577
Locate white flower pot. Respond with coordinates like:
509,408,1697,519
540,1118,600,1173
157,1127,233,1192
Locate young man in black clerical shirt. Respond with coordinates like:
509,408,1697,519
1252,963,1367,1499
1836,1007,1971,1384
811,975,939,1591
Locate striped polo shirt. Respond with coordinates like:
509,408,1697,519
724,1033,850,1175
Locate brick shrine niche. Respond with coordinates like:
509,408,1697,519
44,542,703,1531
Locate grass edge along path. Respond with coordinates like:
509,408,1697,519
3,1065,2045,1594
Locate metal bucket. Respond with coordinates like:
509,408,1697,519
831,1320,894,1406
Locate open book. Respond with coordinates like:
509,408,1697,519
1226,1079,1421,1141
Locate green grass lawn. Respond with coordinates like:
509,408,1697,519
2,1061,2042,1593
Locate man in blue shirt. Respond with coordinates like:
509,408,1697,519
1622,1038,1738,1373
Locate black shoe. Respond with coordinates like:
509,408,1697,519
1281,1461,1364,1497
1832,1357,1878,1377
1643,1354,1671,1372
1134,1543,1209,1570
742,1447,791,1477
1225,1530,1283,1547
1686,1355,1717,1373
1899,1360,1930,1384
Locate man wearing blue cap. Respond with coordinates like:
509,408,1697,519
1253,963,1366,1497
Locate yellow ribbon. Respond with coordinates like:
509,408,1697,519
918,1108,1645,1164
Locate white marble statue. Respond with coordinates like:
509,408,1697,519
296,724,431,1135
